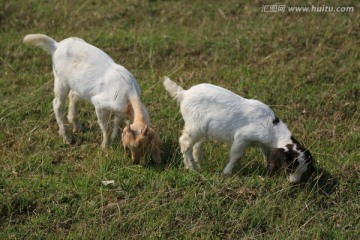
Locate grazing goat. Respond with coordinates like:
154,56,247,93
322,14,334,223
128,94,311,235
163,77,314,183
23,34,161,164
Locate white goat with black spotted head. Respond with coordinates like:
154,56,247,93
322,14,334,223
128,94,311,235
163,77,314,183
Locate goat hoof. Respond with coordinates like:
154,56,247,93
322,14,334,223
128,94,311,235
195,163,201,171
101,143,109,149
73,125,87,133
73,128,81,133
65,137,75,145
221,172,232,178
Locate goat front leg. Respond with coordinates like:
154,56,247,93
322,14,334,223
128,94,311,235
67,90,84,133
179,132,199,171
260,145,271,163
222,139,248,175
53,81,73,144
95,107,111,149
111,115,123,142
193,141,204,170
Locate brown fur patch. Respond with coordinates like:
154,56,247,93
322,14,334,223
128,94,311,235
268,148,287,173
268,146,301,174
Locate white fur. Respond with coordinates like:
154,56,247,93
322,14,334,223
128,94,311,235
164,77,308,182
24,34,150,148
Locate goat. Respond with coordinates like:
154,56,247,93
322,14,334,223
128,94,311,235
23,34,161,164
163,77,314,183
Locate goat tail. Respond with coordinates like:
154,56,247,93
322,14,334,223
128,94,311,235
163,76,184,103
23,34,58,55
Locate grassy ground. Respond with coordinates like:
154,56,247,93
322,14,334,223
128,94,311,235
1,0,359,239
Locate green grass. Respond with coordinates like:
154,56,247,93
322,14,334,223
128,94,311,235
1,0,359,239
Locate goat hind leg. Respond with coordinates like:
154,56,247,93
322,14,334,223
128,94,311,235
53,83,73,144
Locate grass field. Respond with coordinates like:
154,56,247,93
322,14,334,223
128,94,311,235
1,0,359,239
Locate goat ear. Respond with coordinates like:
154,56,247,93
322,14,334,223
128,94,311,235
142,125,149,136
268,148,288,173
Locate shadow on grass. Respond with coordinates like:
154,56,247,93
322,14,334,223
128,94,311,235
300,166,338,196
232,159,338,196
232,159,269,177
144,138,182,170
144,143,338,197
282,166,338,199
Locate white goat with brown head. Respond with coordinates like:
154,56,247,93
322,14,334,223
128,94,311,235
23,34,161,164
